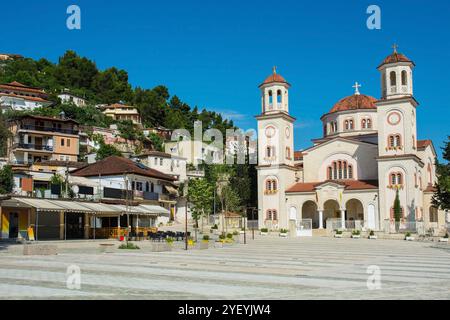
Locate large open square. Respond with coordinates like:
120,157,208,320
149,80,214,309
0,236,449,300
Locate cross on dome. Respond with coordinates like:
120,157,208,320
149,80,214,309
272,66,277,74
352,82,361,95
392,43,399,53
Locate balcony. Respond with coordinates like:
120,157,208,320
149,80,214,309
13,143,53,152
20,124,79,135
187,170,205,178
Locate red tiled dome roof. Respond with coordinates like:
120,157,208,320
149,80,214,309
259,67,290,87
329,94,377,114
378,52,413,68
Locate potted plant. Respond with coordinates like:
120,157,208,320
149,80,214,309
232,231,240,243
334,229,343,238
279,229,288,237
368,230,377,240
351,230,361,239
215,234,226,248
260,228,268,236
118,242,140,250
405,232,414,241
439,233,449,243
198,235,210,249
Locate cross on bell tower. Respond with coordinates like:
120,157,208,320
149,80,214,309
352,82,361,95
392,43,398,53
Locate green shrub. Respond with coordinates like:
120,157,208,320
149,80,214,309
226,233,233,239
352,230,361,235
369,230,375,236
219,234,226,240
444,233,449,239
165,237,174,244
203,235,210,241
232,231,239,236
211,224,218,230
405,232,411,237
280,229,288,233
335,229,343,235
260,228,268,233
118,242,140,250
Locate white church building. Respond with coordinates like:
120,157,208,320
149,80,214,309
256,48,446,234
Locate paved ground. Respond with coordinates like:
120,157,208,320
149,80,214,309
0,236,449,300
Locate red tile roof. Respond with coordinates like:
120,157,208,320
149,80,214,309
329,94,377,114
0,92,51,103
378,52,413,68
294,151,303,161
286,180,378,193
72,156,176,181
0,81,48,96
259,68,289,87
417,139,432,149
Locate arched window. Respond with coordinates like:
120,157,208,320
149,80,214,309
324,125,327,136
412,135,416,149
266,180,272,191
389,172,404,186
286,147,291,159
414,172,417,187
268,90,273,105
361,119,366,129
427,163,432,185
401,70,408,86
145,181,150,192
150,182,154,193
429,207,438,223
277,90,282,104
390,71,397,86
349,119,354,130
265,179,278,193
367,118,372,128
328,160,354,180
348,165,353,179
388,134,402,148
344,120,349,130
266,209,278,221
266,146,275,158
272,180,277,191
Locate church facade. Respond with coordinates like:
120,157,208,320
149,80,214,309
256,48,446,234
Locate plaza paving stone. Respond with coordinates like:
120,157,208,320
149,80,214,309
0,236,449,299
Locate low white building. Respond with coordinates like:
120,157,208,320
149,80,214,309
0,81,53,112
58,92,87,107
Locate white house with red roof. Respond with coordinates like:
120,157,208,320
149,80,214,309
0,81,53,112
257,48,446,235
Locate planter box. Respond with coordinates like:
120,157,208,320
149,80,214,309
405,236,415,241
197,241,209,250
239,230,245,234
351,235,361,239
150,243,172,252
368,236,378,240
260,232,268,236
279,233,288,237
214,241,224,248
438,238,448,243
233,235,240,243
334,234,343,238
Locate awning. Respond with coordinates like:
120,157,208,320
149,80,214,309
164,185,179,196
68,176,99,188
139,204,170,217
0,197,169,217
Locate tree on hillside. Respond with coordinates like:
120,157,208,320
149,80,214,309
0,165,14,194
96,142,122,160
433,136,450,210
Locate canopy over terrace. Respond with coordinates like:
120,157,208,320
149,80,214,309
0,197,169,240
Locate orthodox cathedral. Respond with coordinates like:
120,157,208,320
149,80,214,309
256,47,446,233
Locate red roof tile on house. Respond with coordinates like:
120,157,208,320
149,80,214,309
0,81,48,96
286,180,378,193
71,156,176,181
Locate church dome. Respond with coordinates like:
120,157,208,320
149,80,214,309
378,52,413,68
259,67,290,87
329,94,377,114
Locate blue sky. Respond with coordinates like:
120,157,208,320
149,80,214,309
2,0,449,159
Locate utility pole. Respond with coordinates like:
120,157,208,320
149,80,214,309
184,181,189,251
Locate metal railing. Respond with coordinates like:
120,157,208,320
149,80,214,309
13,143,53,151
20,124,79,135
